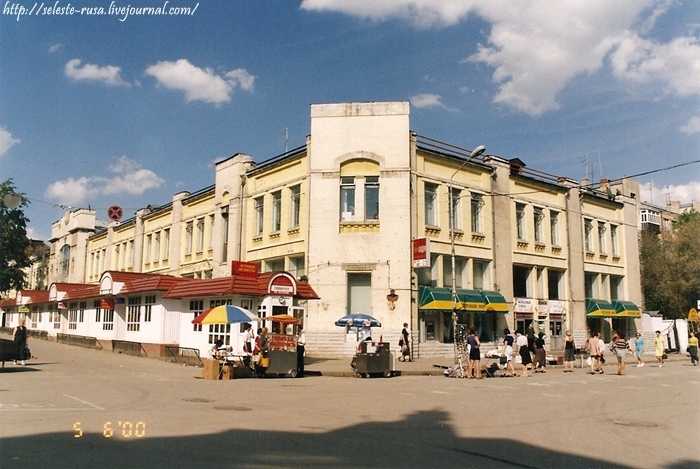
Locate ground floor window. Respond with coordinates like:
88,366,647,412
190,300,203,332
68,302,78,330
208,299,232,345
103,309,114,331
50,311,61,329
127,296,141,332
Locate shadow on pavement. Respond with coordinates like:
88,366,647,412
1,409,697,469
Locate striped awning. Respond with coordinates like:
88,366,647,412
613,300,641,318
586,298,617,317
418,286,508,313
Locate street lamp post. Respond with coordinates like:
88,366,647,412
448,145,485,367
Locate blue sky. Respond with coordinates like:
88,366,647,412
1,0,699,240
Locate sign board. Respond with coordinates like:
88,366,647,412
412,238,430,268
232,261,259,278
107,205,123,221
269,275,295,295
514,298,535,313
548,300,565,315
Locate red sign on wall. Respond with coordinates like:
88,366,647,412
412,238,430,268
232,261,259,278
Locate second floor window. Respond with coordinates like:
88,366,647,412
196,218,205,252
471,193,483,233
272,191,282,232
598,222,606,254
611,225,619,256
584,219,593,252
516,203,526,240
534,208,544,243
185,222,193,254
60,244,70,278
550,211,559,246
340,177,355,221
424,182,437,226
290,185,301,228
365,176,379,220
451,188,461,230
255,197,264,235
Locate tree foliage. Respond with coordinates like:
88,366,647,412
640,209,700,319
0,179,31,293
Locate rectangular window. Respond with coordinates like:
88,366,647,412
163,230,169,260
550,211,559,246
472,260,489,290
598,222,606,254
272,190,282,232
290,185,301,228
424,182,437,226
451,188,461,230
221,211,229,257
127,296,141,332
154,232,161,261
442,255,465,289
51,310,61,329
185,222,193,254
584,219,593,252
365,176,379,220
534,207,544,243
255,197,264,235
516,203,526,240
145,234,152,263
611,225,619,256
471,193,483,233
103,308,114,331
584,272,598,298
129,240,134,268
513,265,530,298
68,302,78,330
190,300,204,332
347,273,372,317
340,177,356,221
114,245,120,270
209,215,215,249
94,299,102,322
144,294,156,322
290,256,306,278
79,301,86,323
208,299,232,345
548,269,563,300
610,276,623,300
196,218,205,252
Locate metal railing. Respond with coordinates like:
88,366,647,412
56,333,103,350
165,346,203,367
112,340,146,357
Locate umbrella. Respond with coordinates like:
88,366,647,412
335,313,381,328
192,305,261,325
261,314,299,324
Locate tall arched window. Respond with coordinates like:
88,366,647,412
60,244,71,279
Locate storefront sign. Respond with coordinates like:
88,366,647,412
412,238,430,268
548,300,565,315
232,261,259,277
269,275,295,295
514,298,535,313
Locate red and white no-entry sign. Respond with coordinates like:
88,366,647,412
107,205,123,221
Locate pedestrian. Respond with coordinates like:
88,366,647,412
613,332,631,375
296,325,306,377
654,330,665,367
242,323,254,355
634,332,645,367
688,332,698,366
527,323,536,355
467,328,482,379
534,332,547,373
515,329,531,377
399,323,411,362
563,330,576,372
586,331,602,374
597,332,606,373
12,318,28,366
503,328,516,377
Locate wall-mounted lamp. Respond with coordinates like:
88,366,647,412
387,289,398,310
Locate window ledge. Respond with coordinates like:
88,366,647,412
585,251,595,259
551,246,562,255
425,225,441,236
534,243,546,252
471,233,486,243
288,227,300,235
516,240,529,249
252,236,263,243
269,232,281,239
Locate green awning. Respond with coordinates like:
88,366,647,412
613,300,641,318
418,286,508,313
586,298,617,317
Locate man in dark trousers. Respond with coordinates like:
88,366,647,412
296,325,306,377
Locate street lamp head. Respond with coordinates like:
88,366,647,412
470,145,486,159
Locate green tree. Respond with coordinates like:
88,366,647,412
0,179,31,293
640,209,700,319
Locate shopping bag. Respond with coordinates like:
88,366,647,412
586,356,592,366
23,347,31,360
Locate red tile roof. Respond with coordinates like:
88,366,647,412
51,283,101,300
163,273,319,299
102,271,182,294
18,290,50,304
0,297,16,309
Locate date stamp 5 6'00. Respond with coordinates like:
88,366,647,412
3,1,199,22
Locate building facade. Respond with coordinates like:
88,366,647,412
5,101,648,358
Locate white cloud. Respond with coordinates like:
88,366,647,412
48,43,61,53
145,59,255,104
410,93,445,108
680,116,700,134
0,126,20,157
45,156,164,205
65,59,130,86
644,181,700,205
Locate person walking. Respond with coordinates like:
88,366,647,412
466,328,482,379
563,330,576,372
12,318,28,366
534,332,547,373
688,332,698,366
296,325,306,377
399,323,411,362
597,332,606,373
634,332,645,367
586,331,602,374
503,328,516,377
515,329,531,377
654,330,665,367
613,332,631,375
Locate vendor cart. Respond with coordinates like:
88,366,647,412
354,341,394,378
258,314,302,378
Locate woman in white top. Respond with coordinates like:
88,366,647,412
515,330,531,377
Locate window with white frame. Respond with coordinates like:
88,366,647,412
340,177,356,221
516,203,527,240
68,302,78,330
128,240,134,268
534,207,544,243
209,299,232,345
191,300,203,332
50,310,61,329
290,185,301,228
471,193,483,233
209,215,215,249
154,232,161,261
196,218,205,252
162,230,169,260
185,222,193,254
598,222,606,254
60,244,70,279
79,301,86,323
103,308,114,331
115,244,121,269
144,294,155,322
127,296,141,332
255,196,264,235
424,182,438,226
610,225,618,256
145,234,152,263
451,188,461,230
365,176,379,220
550,210,559,246
584,219,594,252
221,211,229,256
272,190,282,232
94,299,102,322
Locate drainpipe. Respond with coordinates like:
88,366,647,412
237,174,246,261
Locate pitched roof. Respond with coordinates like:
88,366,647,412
163,272,320,300
50,283,101,301
17,290,50,305
101,271,182,295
